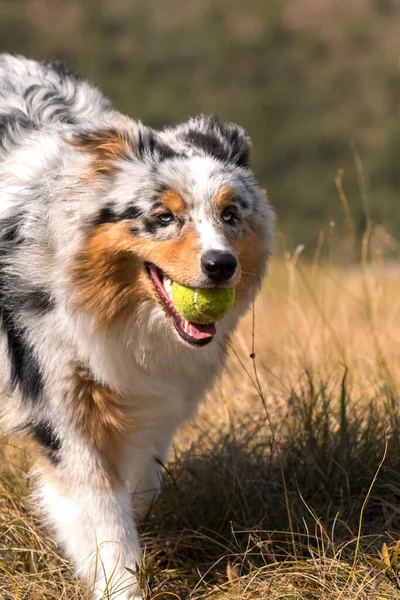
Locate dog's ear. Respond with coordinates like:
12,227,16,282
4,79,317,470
180,115,252,168
68,124,136,177
69,120,178,177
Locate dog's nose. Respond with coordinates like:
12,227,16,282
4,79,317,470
201,250,237,282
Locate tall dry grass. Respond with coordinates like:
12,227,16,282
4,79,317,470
1,226,400,599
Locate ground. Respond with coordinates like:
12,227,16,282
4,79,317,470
1,235,400,599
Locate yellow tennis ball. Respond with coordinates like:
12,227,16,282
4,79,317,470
171,283,235,324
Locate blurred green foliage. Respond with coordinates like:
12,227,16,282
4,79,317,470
1,0,399,252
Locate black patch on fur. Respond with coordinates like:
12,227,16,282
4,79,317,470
0,214,51,404
157,143,181,162
1,214,22,243
185,130,227,161
143,218,156,234
0,305,44,403
94,204,143,226
23,84,39,101
41,88,77,125
238,197,249,210
137,129,181,162
32,421,61,465
47,59,82,82
0,110,34,150
182,115,251,168
94,205,119,226
120,205,142,220
15,288,55,315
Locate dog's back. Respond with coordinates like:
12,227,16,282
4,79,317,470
0,55,113,139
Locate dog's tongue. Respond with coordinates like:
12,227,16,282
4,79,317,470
185,320,216,340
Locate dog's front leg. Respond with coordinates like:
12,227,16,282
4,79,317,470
125,417,179,523
35,448,143,600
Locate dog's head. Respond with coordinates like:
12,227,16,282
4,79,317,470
68,115,274,347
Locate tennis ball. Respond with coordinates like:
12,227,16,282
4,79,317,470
171,283,235,324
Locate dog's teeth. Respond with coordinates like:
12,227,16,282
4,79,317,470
163,277,173,298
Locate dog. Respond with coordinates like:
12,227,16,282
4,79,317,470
0,55,274,599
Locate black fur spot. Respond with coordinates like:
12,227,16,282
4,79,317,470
0,215,50,404
0,215,54,316
94,204,143,226
94,205,119,226
0,305,44,403
47,59,80,80
1,214,22,243
157,143,181,162
120,205,142,220
40,88,77,125
0,110,34,149
137,129,156,158
136,129,181,162
238,197,249,210
182,115,251,168
15,288,55,315
149,200,162,211
23,84,40,101
185,130,228,162
32,421,61,465
143,218,156,234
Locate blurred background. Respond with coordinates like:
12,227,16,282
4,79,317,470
1,0,400,257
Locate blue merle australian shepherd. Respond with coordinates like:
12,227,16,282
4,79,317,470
0,55,274,599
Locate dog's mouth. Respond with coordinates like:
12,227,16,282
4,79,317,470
146,264,216,346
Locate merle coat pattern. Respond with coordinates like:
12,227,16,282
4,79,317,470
0,55,274,599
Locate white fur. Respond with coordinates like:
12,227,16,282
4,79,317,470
37,480,142,599
196,218,231,252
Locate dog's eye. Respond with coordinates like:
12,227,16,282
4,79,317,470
221,208,238,224
157,212,174,225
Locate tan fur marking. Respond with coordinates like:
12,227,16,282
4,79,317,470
26,366,129,490
135,225,201,284
160,189,186,214
70,366,130,451
233,224,266,306
216,186,236,212
68,128,135,178
66,366,131,487
28,439,117,492
71,222,202,325
25,439,72,492
32,452,66,488
71,223,150,325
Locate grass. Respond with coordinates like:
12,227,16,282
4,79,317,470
2,234,400,599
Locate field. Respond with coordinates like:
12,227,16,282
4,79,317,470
1,230,400,599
